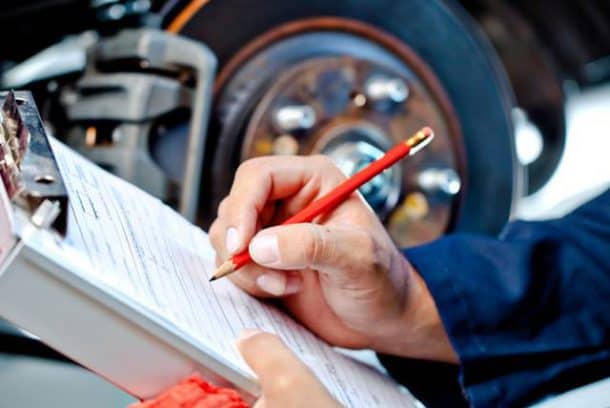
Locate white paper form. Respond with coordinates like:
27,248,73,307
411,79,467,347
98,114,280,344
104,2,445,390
50,139,415,407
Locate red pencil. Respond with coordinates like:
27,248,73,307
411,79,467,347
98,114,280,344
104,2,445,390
210,126,434,281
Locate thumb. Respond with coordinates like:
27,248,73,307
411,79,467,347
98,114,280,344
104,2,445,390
237,330,339,407
236,330,322,393
249,223,384,287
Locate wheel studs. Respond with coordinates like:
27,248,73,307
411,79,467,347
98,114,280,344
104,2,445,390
272,134,300,155
273,105,317,132
364,76,409,104
418,168,461,196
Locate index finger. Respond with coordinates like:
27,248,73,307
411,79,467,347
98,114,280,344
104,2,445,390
221,155,344,252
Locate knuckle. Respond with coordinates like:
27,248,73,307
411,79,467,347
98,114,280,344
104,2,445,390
235,159,256,175
355,230,387,275
237,205,257,226
235,157,268,178
217,197,230,217
303,225,331,266
310,155,345,182
310,154,332,166
330,229,384,283
302,225,320,263
357,230,377,259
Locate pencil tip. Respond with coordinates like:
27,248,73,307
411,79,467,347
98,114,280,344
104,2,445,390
211,260,237,281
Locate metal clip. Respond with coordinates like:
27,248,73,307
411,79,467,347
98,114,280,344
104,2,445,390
31,200,61,230
0,91,69,235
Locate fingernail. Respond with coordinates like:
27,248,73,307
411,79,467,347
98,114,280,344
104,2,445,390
256,273,286,296
226,227,240,254
249,234,279,265
237,328,261,343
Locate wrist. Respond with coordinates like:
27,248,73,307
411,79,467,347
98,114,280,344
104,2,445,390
371,256,459,363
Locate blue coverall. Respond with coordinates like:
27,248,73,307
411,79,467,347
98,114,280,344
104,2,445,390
380,189,610,407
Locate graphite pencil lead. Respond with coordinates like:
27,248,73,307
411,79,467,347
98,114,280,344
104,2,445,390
210,259,237,281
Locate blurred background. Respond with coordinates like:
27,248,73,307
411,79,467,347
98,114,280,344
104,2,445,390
0,0,608,406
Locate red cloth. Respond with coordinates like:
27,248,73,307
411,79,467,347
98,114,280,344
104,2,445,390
130,375,250,408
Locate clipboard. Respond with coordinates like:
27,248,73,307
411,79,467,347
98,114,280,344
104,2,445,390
0,91,416,407
0,91,258,403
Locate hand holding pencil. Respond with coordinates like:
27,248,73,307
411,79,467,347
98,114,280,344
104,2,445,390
208,126,456,361
210,126,433,281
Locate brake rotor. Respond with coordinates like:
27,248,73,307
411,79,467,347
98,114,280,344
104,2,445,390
169,0,523,245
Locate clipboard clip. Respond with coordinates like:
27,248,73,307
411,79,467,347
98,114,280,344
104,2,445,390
0,91,69,236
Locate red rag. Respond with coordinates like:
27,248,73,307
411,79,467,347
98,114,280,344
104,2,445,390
129,375,250,408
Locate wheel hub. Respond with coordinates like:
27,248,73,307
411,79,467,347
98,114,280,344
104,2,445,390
238,53,462,246
319,123,401,215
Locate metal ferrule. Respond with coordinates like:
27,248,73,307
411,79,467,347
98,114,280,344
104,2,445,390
406,127,434,156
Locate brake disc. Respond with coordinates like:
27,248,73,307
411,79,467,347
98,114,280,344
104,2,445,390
170,0,524,245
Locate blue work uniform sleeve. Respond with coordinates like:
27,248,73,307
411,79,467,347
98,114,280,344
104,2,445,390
380,189,610,407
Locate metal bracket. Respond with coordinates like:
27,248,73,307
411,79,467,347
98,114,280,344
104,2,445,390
64,29,216,221
95,29,217,221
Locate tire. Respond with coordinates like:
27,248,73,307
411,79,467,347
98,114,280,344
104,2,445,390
174,0,523,235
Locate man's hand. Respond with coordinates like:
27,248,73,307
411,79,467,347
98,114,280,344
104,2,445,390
210,156,457,362
237,330,340,408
